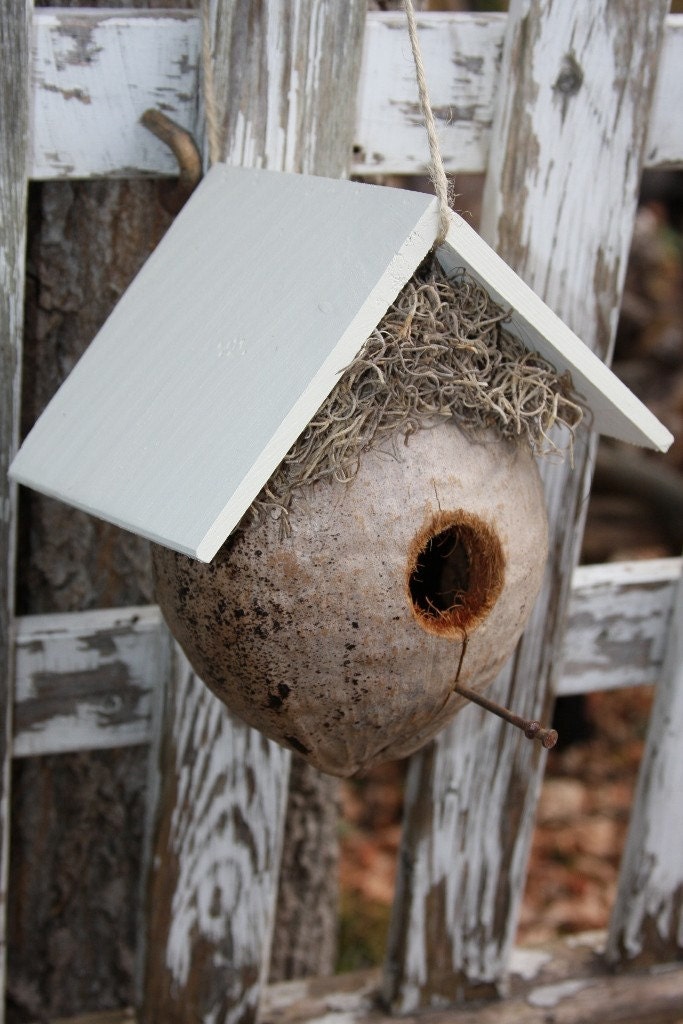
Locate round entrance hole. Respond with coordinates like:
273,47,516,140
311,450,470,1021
407,511,505,636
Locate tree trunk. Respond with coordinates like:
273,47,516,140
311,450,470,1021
8,178,168,1023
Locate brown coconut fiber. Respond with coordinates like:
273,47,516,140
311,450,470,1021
250,258,584,529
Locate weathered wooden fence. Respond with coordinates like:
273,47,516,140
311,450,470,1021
2,2,683,1022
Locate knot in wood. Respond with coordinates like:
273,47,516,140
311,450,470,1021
553,53,584,97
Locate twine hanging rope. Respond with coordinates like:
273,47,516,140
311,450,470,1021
402,0,452,245
201,0,222,166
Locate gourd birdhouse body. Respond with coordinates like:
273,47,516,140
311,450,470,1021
153,424,548,776
10,166,673,776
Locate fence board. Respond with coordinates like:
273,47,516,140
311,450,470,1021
560,559,679,697
142,644,291,1024
139,3,366,1021
261,940,683,1024
10,559,680,759
27,10,683,181
607,566,683,964
0,0,31,1015
354,12,505,176
383,0,671,1012
13,606,163,757
31,9,199,180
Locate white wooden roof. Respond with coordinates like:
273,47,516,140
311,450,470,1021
10,166,672,561
10,167,439,560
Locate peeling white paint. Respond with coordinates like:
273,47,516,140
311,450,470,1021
31,10,200,179
354,12,505,175
26,11,683,179
159,648,290,1021
305,1014,358,1024
566,929,606,951
608,568,683,960
562,559,679,695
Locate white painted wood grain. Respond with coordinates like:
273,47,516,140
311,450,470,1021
12,606,163,757
27,12,683,180
1,0,30,1013
607,565,683,963
353,12,505,176
560,559,679,697
645,15,683,167
9,555,681,752
30,9,200,180
10,167,437,561
260,935,683,1024
143,645,291,1023
384,1,671,1011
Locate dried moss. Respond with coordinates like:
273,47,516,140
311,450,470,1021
249,259,584,528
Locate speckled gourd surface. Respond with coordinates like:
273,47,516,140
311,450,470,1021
152,423,548,777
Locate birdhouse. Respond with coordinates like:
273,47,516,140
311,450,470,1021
10,166,672,776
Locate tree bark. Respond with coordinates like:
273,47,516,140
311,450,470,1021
8,178,169,1023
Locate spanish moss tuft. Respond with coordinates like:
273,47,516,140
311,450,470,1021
248,260,585,531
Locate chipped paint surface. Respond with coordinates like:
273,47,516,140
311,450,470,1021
211,0,363,179
13,606,163,756
143,646,290,1024
164,659,289,995
31,9,200,179
1,0,29,1002
561,559,679,695
508,946,553,980
354,13,506,175
142,5,365,1021
26,11,683,180
608,570,683,962
646,15,683,164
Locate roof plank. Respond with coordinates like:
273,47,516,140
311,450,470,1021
11,166,438,560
